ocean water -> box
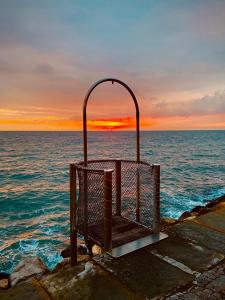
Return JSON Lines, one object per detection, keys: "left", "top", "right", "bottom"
{"left": 0, "top": 131, "right": 225, "bottom": 273}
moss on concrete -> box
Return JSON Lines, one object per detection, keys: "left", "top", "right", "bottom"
{"left": 0, "top": 281, "right": 42, "bottom": 300}
{"left": 95, "top": 250, "right": 193, "bottom": 299}
{"left": 41, "top": 262, "right": 134, "bottom": 300}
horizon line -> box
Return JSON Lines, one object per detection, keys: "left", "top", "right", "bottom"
{"left": 1, "top": 129, "right": 225, "bottom": 132}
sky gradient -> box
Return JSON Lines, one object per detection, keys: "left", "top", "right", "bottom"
{"left": 1, "top": 0, "right": 225, "bottom": 130}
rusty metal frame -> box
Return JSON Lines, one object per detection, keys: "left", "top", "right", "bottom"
{"left": 70, "top": 78, "right": 166, "bottom": 266}
{"left": 83, "top": 78, "right": 140, "bottom": 165}
{"left": 82, "top": 78, "right": 141, "bottom": 253}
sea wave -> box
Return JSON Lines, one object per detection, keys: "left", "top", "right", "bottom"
{"left": 0, "top": 130, "right": 225, "bottom": 273}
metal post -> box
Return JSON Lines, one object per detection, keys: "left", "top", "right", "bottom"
{"left": 116, "top": 160, "right": 121, "bottom": 216}
{"left": 84, "top": 169, "right": 88, "bottom": 236}
{"left": 70, "top": 164, "right": 77, "bottom": 266}
{"left": 83, "top": 111, "right": 87, "bottom": 166}
{"left": 104, "top": 170, "right": 113, "bottom": 251}
{"left": 152, "top": 164, "right": 160, "bottom": 233}
{"left": 136, "top": 111, "right": 140, "bottom": 163}
{"left": 136, "top": 168, "right": 140, "bottom": 222}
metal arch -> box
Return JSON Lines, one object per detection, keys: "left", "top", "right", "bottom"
{"left": 83, "top": 78, "right": 140, "bottom": 166}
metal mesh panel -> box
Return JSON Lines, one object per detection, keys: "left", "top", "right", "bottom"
{"left": 78, "top": 160, "right": 117, "bottom": 214}
{"left": 120, "top": 161, "right": 138, "bottom": 222}
{"left": 139, "top": 163, "right": 154, "bottom": 227}
{"left": 76, "top": 161, "right": 115, "bottom": 246}
{"left": 120, "top": 161, "right": 154, "bottom": 229}
{"left": 77, "top": 168, "right": 105, "bottom": 233}
{"left": 88, "top": 161, "right": 116, "bottom": 214}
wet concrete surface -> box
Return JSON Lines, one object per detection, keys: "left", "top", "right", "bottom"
{"left": 168, "top": 218, "right": 225, "bottom": 254}
{"left": 149, "top": 236, "right": 224, "bottom": 272}
{"left": 94, "top": 251, "right": 193, "bottom": 299}
{"left": 1, "top": 204, "right": 225, "bottom": 299}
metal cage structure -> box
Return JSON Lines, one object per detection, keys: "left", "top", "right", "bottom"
{"left": 70, "top": 78, "right": 167, "bottom": 265}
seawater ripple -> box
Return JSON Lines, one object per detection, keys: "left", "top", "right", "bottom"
{"left": 0, "top": 131, "right": 225, "bottom": 273}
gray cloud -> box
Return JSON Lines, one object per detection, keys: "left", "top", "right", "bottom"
{"left": 0, "top": 60, "right": 19, "bottom": 74}
{"left": 150, "top": 90, "right": 225, "bottom": 117}
{"left": 32, "top": 63, "right": 54, "bottom": 75}
{"left": 192, "top": 91, "right": 225, "bottom": 115}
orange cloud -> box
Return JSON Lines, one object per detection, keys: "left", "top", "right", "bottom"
{"left": 87, "top": 117, "right": 157, "bottom": 130}
{"left": 1, "top": 114, "right": 225, "bottom": 131}
{"left": 0, "top": 117, "right": 82, "bottom": 131}
{"left": 0, "top": 116, "right": 156, "bottom": 131}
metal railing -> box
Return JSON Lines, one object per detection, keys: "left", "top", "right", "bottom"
{"left": 70, "top": 159, "right": 160, "bottom": 264}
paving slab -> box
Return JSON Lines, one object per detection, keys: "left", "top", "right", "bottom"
{"left": 0, "top": 280, "right": 43, "bottom": 300}
{"left": 94, "top": 248, "right": 193, "bottom": 299}
{"left": 195, "top": 209, "right": 225, "bottom": 233}
{"left": 149, "top": 236, "right": 224, "bottom": 272}
{"left": 214, "top": 206, "right": 225, "bottom": 215}
{"left": 167, "top": 221, "right": 225, "bottom": 254}
{"left": 166, "top": 261, "right": 225, "bottom": 300}
{"left": 40, "top": 262, "right": 135, "bottom": 300}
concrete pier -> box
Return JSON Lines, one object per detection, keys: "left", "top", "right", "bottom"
{"left": 1, "top": 201, "right": 225, "bottom": 299}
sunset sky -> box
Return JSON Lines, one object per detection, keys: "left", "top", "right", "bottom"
{"left": 1, "top": 0, "right": 225, "bottom": 131}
